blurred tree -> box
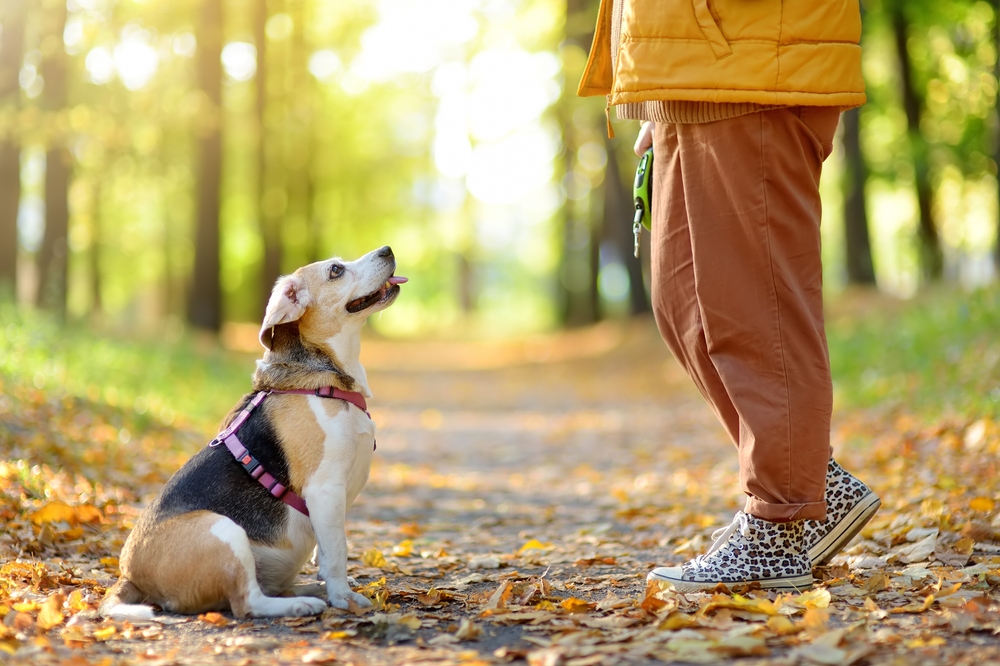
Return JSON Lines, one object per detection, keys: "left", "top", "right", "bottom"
{"left": 994, "top": 0, "right": 1000, "bottom": 276}
{"left": 841, "top": 106, "right": 877, "bottom": 285}
{"left": 286, "top": 0, "right": 318, "bottom": 269}
{"left": 189, "top": 0, "right": 224, "bottom": 331}
{"left": 255, "top": 0, "right": 282, "bottom": 309}
{"left": 253, "top": 0, "right": 281, "bottom": 314}
{"left": 0, "top": 0, "right": 26, "bottom": 298}
{"left": 890, "top": 2, "right": 944, "bottom": 282}
{"left": 559, "top": 0, "right": 600, "bottom": 326}
{"left": 36, "top": 0, "right": 71, "bottom": 317}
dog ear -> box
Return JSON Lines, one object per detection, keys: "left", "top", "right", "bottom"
{"left": 259, "top": 274, "right": 312, "bottom": 349}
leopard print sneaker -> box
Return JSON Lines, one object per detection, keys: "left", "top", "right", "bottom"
{"left": 804, "top": 458, "right": 881, "bottom": 566}
{"left": 646, "top": 512, "right": 813, "bottom": 592}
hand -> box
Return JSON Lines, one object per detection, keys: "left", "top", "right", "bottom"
{"left": 634, "top": 121, "right": 654, "bottom": 156}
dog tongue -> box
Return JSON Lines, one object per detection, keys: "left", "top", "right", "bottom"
{"left": 388, "top": 276, "right": 408, "bottom": 285}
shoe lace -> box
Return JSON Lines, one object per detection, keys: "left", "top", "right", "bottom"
{"left": 693, "top": 511, "right": 752, "bottom": 567}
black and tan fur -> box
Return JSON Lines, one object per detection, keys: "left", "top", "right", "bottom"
{"left": 99, "top": 246, "right": 404, "bottom": 619}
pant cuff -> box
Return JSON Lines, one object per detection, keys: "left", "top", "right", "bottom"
{"left": 744, "top": 496, "right": 826, "bottom": 522}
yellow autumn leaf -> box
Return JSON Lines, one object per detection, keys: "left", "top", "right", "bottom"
{"left": 36, "top": 594, "right": 64, "bottom": 631}
{"left": 794, "top": 587, "right": 832, "bottom": 609}
{"left": 362, "top": 548, "right": 387, "bottom": 569}
{"left": 890, "top": 594, "right": 936, "bottom": 614}
{"left": 74, "top": 505, "right": 104, "bottom": 524}
{"left": 658, "top": 612, "right": 699, "bottom": 631}
{"left": 67, "top": 590, "right": 89, "bottom": 612}
{"left": 560, "top": 597, "right": 594, "bottom": 613}
{"left": 391, "top": 540, "right": 414, "bottom": 557}
{"left": 863, "top": 572, "right": 890, "bottom": 593}
{"left": 92, "top": 625, "right": 117, "bottom": 641}
{"left": 766, "top": 615, "right": 801, "bottom": 636}
{"left": 359, "top": 577, "right": 387, "bottom": 594}
{"left": 12, "top": 602, "right": 39, "bottom": 613}
{"left": 702, "top": 594, "right": 777, "bottom": 616}
{"left": 802, "top": 607, "right": 829, "bottom": 630}
{"left": 970, "top": 497, "right": 995, "bottom": 513}
{"left": 322, "top": 630, "right": 357, "bottom": 640}
{"left": 952, "top": 537, "right": 975, "bottom": 555}
{"left": 517, "top": 539, "right": 553, "bottom": 554}
{"left": 28, "top": 502, "right": 77, "bottom": 525}
{"left": 99, "top": 557, "right": 119, "bottom": 571}
{"left": 396, "top": 613, "right": 421, "bottom": 630}
{"left": 905, "top": 636, "right": 946, "bottom": 648}
{"left": 28, "top": 501, "right": 102, "bottom": 526}
{"left": 399, "top": 523, "right": 423, "bottom": 538}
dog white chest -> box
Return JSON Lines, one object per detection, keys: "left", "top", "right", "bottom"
{"left": 305, "top": 395, "right": 375, "bottom": 506}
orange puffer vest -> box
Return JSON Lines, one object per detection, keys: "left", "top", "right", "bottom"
{"left": 578, "top": 0, "right": 866, "bottom": 108}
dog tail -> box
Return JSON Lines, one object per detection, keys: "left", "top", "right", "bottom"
{"left": 99, "top": 578, "right": 156, "bottom": 622}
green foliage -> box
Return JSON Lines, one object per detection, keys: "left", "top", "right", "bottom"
{"left": 0, "top": 302, "right": 252, "bottom": 433}
{"left": 828, "top": 286, "right": 1000, "bottom": 418}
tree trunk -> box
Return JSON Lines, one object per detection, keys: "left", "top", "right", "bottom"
{"left": 891, "top": 6, "right": 943, "bottom": 282}
{"left": 188, "top": 0, "right": 224, "bottom": 331}
{"left": 255, "top": 0, "right": 282, "bottom": 308}
{"left": 0, "top": 0, "right": 26, "bottom": 299}
{"left": 36, "top": 0, "right": 71, "bottom": 317}
{"left": 994, "top": 1, "right": 1000, "bottom": 278}
{"left": 90, "top": 182, "right": 103, "bottom": 316}
{"left": 602, "top": 136, "right": 650, "bottom": 314}
{"left": 558, "top": 0, "right": 600, "bottom": 327}
{"left": 841, "top": 107, "right": 876, "bottom": 285}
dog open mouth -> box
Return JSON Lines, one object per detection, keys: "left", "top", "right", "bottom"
{"left": 345, "top": 275, "right": 408, "bottom": 313}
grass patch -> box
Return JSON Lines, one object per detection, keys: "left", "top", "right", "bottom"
{"left": 827, "top": 286, "right": 1000, "bottom": 420}
{"left": 0, "top": 303, "right": 255, "bottom": 434}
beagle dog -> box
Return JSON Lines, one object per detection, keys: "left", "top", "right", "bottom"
{"left": 99, "top": 246, "right": 406, "bottom": 619}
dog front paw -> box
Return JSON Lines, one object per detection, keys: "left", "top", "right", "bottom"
{"left": 328, "top": 590, "right": 373, "bottom": 612}
{"left": 286, "top": 597, "right": 328, "bottom": 617}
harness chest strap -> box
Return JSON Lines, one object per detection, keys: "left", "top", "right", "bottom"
{"left": 209, "top": 387, "right": 372, "bottom": 517}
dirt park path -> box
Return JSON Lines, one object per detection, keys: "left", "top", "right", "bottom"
{"left": 9, "top": 317, "right": 1000, "bottom": 665}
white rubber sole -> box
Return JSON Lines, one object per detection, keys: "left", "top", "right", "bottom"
{"left": 646, "top": 568, "right": 813, "bottom": 593}
{"left": 808, "top": 492, "right": 881, "bottom": 566}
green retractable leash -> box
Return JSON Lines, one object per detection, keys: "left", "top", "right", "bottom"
{"left": 632, "top": 147, "right": 653, "bottom": 258}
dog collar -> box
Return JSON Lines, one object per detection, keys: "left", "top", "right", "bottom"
{"left": 271, "top": 386, "right": 370, "bottom": 418}
{"left": 208, "top": 387, "right": 373, "bottom": 517}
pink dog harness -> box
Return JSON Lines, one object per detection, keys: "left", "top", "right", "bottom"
{"left": 208, "top": 387, "right": 371, "bottom": 517}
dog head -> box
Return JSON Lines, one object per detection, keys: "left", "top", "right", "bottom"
{"left": 258, "top": 246, "right": 406, "bottom": 352}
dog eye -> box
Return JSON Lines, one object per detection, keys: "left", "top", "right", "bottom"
{"left": 328, "top": 264, "right": 345, "bottom": 280}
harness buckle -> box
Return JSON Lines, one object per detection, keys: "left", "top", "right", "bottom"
{"left": 240, "top": 454, "right": 261, "bottom": 475}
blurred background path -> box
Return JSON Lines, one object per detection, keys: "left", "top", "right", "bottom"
{"left": 351, "top": 317, "right": 742, "bottom": 571}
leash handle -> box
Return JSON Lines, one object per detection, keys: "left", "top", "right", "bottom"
{"left": 632, "top": 147, "right": 653, "bottom": 258}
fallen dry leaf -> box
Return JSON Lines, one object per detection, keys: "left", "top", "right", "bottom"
{"left": 36, "top": 593, "right": 64, "bottom": 631}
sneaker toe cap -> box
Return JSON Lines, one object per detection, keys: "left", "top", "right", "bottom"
{"left": 646, "top": 566, "right": 684, "bottom": 583}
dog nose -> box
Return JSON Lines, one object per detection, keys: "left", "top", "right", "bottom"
{"left": 377, "top": 246, "right": 393, "bottom": 259}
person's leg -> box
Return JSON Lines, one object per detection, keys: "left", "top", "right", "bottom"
{"left": 648, "top": 107, "right": 841, "bottom": 591}
{"left": 650, "top": 124, "right": 741, "bottom": 446}
{"left": 647, "top": 108, "right": 879, "bottom": 587}
{"left": 674, "top": 106, "right": 839, "bottom": 523}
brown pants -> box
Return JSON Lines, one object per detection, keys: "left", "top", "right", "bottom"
{"left": 650, "top": 107, "right": 841, "bottom": 522}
